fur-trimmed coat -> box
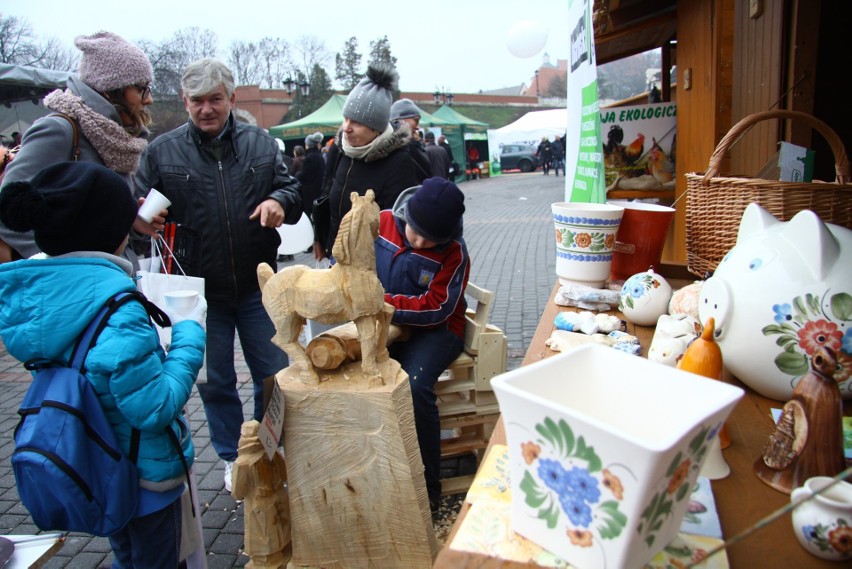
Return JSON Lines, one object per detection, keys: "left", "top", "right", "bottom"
{"left": 318, "top": 126, "right": 419, "bottom": 256}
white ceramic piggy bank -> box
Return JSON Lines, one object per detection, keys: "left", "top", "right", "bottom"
{"left": 699, "top": 204, "right": 852, "bottom": 401}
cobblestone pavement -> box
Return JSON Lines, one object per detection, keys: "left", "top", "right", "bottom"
{"left": 0, "top": 171, "right": 565, "bottom": 567}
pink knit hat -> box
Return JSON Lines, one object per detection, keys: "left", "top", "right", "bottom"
{"left": 75, "top": 31, "right": 153, "bottom": 93}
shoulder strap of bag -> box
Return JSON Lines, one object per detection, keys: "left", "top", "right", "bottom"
{"left": 49, "top": 113, "right": 80, "bottom": 162}
{"left": 65, "top": 291, "right": 149, "bottom": 462}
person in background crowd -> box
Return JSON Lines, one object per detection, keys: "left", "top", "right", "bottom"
{"left": 297, "top": 132, "right": 325, "bottom": 220}
{"left": 0, "top": 161, "right": 206, "bottom": 568}
{"left": 551, "top": 135, "right": 565, "bottom": 177}
{"left": 438, "top": 134, "right": 457, "bottom": 179}
{"left": 466, "top": 143, "right": 480, "bottom": 180}
{"left": 134, "top": 58, "right": 302, "bottom": 493}
{"left": 390, "top": 98, "right": 430, "bottom": 183}
{"left": 290, "top": 144, "right": 305, "bottom": 176}
{"left": 0, "top": 31, "right": 163, "bottom": 264}
{"left": 424, "top": 131, "right": 450, "bottom": 179}
{"left": 10, "top": 132, "right": 21, "bottom": 147}
{"left": 312, "top": 63, "right": 419, "bottom": 260}
{"left": 374, "top": 177, "right": 470, "bottom": 515}
{"left": 537, "top": 135, "right": 553, "bottom": 175}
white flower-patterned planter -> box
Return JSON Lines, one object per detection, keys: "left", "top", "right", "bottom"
{"left": 492, "top": 344, "right": 743, "bottom": 569}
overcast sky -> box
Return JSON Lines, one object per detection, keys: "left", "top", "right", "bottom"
{"left": 8, "top": 0, "right": 571, "bottom": 94}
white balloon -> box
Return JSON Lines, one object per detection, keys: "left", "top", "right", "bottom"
{"left": 506, "top": 20, "right": 548, "bottom": 59}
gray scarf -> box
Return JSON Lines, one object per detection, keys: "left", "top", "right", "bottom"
{"left": 44, "top": 89, "right": 148, "bottom": 174}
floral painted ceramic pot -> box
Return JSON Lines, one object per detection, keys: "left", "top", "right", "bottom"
{"left": 791, "top": 476, "right": 852, "bottom": 561}
{"left": 699, "top": 204, "right": 852, "bottom": 400}
{"left": 491, "top": 344, "right": 743, "bottom": 569}
{"left": 552, "top": 202, "right": 624, "bottom": 289}
{"left": 619, "top": 269, "right": 673, "bottom": 326}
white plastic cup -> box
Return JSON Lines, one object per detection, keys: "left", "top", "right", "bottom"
{"left": 163, "top": 290, "right": 199, "bottom": 316}
{"left": 138, "top": 188, "right": 172, "bottom": 223}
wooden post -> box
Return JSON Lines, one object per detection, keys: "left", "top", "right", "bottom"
{"left": 279, "top": 358, "right": 438, "bottom": 567}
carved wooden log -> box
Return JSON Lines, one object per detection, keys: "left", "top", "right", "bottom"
{"left": 306, "top": 320, "right": 405, "bottom": 370}
{"left": 232, "top": 420, "right": 291, "bottom": 568}
{"left": 280, "top": 359, "right": 438, "bottom": 567}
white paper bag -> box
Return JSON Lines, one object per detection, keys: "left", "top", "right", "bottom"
{"left": 137, "top": 239, "right": 207, "bottom": 381}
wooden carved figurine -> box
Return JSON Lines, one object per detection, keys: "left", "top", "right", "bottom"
{"left": 754, "top": 347, "right": 845, "bottom": 493}
{"left": 257, "top": 190, "right": 391, "bottom": 385}
{"left": 231, "top": 420, "right": 291, "bottom": 568}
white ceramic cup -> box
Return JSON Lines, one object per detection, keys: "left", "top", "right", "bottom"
{"left": 138, "top": 188, "right": 171, "bottom": 223}
{"left": 791, "top": 476, "right": 852, "bottom": 561}
{"left": 163, "top": 290, "right": 199, "bottom": 316}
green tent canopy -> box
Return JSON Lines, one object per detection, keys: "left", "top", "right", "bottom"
{"left": 432, "top": 106, "right": 490, "bottom": 180}
{"left": 268, "top": 94, "right": 347, "bottom": 140}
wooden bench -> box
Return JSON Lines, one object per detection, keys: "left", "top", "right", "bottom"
{"left": 436, "top": 282, "right": 507, "bottom": 495}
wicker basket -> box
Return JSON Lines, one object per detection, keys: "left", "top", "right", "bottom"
{"left": 685, "top": 110, "right": 852, "bottom": 277}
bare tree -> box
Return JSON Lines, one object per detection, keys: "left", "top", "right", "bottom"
{"left": 292, "top": 35, "right": 330, "bottom": 83}
{"left": 229, "top": 40, "right": 264, "bottom": 86}
{"left": 258, "top": 37, "right": 292, "bottom": 89}
{"left": 36, "top": 37, "right": 78, "bottom": 72}
{"left": 0, "top": 14, "right": 44, "bottom": 65}
{"left": 140, "top": 28, "right": 219, "bottom": 97}
{"left": 228, "top": 37, "right": 292, "bottom": 89}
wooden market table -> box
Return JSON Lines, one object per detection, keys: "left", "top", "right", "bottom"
{"left": 434, "top": 281, "right": 849, "bottom": 568}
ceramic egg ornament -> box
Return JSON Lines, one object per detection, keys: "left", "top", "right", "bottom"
{"left": 619, "top": 269, "right": 673, "bottom": 326}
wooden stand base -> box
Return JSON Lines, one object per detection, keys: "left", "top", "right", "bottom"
{"left": 280, "top": 359, "right": 438, "bottom": 568}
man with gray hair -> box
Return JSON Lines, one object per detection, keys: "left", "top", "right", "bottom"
{"left": 135, "top": 58, "right": 302, "bottom": 493}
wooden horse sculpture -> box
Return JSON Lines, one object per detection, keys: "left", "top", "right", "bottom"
{"left": 257, "top": 190, "right": 391, "bottom": 385}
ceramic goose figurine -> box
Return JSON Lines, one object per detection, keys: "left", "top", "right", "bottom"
{"left": 754, "top": 346, "right": 845, "bottom": 493}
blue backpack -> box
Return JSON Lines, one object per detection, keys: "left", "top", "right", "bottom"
{"left": 11, "top": 291, "right": 161, "bottom": 536}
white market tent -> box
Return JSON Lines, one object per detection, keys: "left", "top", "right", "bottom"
{"left": 486, "top": 108, "right": 568, "bottom": 159}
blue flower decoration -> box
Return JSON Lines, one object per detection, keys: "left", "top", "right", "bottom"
{"left": 843, "top": 328, "right": 852, "bottom": 354}
{"left": 538, "top": 458, "right": 568, "bottom": 493}
{"left": 748, "top": 258, "right": 763, "bottom": 270}
{"left": 630, "top": 284, "right": 645, "bottom": 298}
{"left": 772, "top": 303, "right": 793, "bottom": 324}
{"left": 802, "top": 524, "right": 817, "bottom": 541}
{"left": 560, "top": 495, "right": 593, "bottom": 527}
{"left": 566, "top": 466, "right": 601, "bottom": 503}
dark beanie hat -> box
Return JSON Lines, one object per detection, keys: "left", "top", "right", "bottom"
{"left": 342, "top": 62, "right": 398, "bottom": 132}
{"left": 405, "top": 177, "right": 465, "bottom": 244}
{"left": 0, "top": 161, "right": 138, "bottom": 256}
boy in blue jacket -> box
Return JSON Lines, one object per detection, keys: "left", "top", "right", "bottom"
{"left": 374, "top": 177, "right": 470, "bottom": 513}
{"left": 0, "top": 161, "right": 206, "bottom": 568}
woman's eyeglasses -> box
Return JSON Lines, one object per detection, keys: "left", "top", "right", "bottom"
{"left": 135, "top": 84, "right": 152, "bottom": 99}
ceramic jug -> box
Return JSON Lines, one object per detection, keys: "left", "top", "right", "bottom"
{"left": 790, "top": 476, "right": 852, "bottom": 561}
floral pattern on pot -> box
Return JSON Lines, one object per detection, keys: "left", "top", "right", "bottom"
{"left": 518, "top": 417, "right": 628, "bottom": 557}
{"left": 799, "top": 520, "right": 852, "bottom": 559}
{"left": 619, "top": 271, "right": 663, "bottom": 311}
{"left": 555, "top": 228, "right": 616, "bottom": 252}
{"left": 637, "top": 423, "right": 714, "bottom": 548}
{"left": 762, "top": 291, "right": 852, "bottom": 392}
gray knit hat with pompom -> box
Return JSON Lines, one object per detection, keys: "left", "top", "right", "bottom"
{"left": 75, "top": 31, "right": 153, "bottom": 93}
{"left": 342, "top": 62, "right": 399, "bottom": 132}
